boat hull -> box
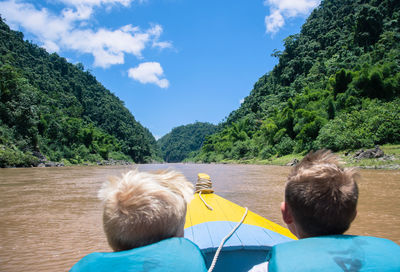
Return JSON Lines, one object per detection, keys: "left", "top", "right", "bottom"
{"left": 184, "top": 193, "right": 296, "bottom": 271}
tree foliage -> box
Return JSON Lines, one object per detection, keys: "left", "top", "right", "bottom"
{"left": 195, "top": 0, "right": 400, "bottom": 162}
{"left": 157, "top": 122, "right": 217, "bottom": 162}
{"left": 0, "top": 17, "right": 160, "bottom": 166}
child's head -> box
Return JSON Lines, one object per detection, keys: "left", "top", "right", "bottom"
{"left": 282, "top": 150, "right": 359, "bottom": 238}
{"left": 98, "top": 169, "right": 194, "bottom": 251}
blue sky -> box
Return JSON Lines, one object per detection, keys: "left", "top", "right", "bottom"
{"left": 0, "top": 0, "right": 320, "bottom": 139}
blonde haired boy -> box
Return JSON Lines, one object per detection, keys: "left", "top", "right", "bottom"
{"left": 70, "top": 169, "right": 207, "bottom": 272}
{"left": 251, "top": 150, "right": 400, "bottom": 272}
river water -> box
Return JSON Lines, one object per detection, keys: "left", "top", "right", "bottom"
{"left": 0, "top": 164, "right": 399, "bottom": 271}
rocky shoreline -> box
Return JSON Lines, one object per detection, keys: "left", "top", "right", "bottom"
{"left": 348, "top": 146, "right": 400, "bottom": 170}
{"left": 212, "top": 146, "right": 400, "bottom": 170}
{"left": 285, "top": 146, "right": 400, "bottom": 170}
{"left": 36, "top": 159, "right": 133, "bottom": 168}
{"left": 26, "top": 151, "right": 132, "bottom": 168}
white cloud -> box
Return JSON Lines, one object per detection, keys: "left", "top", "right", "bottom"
{"left": 152, "top": 40, "right": 172, "bottom": 49}
{"left": 43, "top": 40, "right": 61, "bottom": 52}
{"left": 239, "top": 98, "right": 244, "bottom": 104}
{"left": 148, "top": 24, "right": 172, "bottom": 49}
{"left": 61, "top": 26, "right": 162, "bottom": 67}
{"left": 61, "top": 5, "right": 93, "bottom": 21}
{"left": 0, "top": 1, "right": 72, "bottom": 41}
{"left": 265, "top": 9, "right": 284, "bottom": 34}
{"left": 59, "top": 0, "right": 133, "bottom": 6}
{"left": 128, "top": 62, "right": 169, "bottom": 88}
{"left": 264, "top": 0, "right": 320, "bottom": 34}
{"left": 59, "top": 0, "right": 134, "bottom": 20}
{"left": 0, "top": 0, "right": 171, "bottom": 68}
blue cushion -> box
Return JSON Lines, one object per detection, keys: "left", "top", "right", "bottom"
{"left": 70, "top": 237, "right": 207, "bottom": 272}
{"left": 268, "top": 235, "right": 400, "bottom": 272}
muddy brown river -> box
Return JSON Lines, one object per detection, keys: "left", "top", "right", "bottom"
{"left": 0, "top": 164, "right": 399, "bottom": 271}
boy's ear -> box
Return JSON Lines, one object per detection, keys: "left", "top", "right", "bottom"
{"left": 281, "top": 202, "right": 294, "bottom": 225}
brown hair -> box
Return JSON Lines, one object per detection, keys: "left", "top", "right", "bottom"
{"left": 285, "top": 150, "right": 359, "bottom": 237}
{"left": 98, "top": 169, "right": 193, "bottom": 251}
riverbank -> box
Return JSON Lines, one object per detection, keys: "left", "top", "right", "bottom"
{"left": 2, "top": 145, "right": 400, "bottom": 169}
{"left": 206, "top": 145, "right": 400, "bottom": 170}
{"left": 36, "top": 159, "right": 133, "bottom": 168}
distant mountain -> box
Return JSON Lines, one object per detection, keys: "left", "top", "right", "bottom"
{"left": 0, "top": 17, "right": 161, "bottom": 167}
{"left": 195, "top": 0, "right": 400, "bottom": 162}
{"left": 157, "top": 122, "right": 217, "bottom": 162}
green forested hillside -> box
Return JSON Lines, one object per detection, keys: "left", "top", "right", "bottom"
{"left": 0, "top": 17, "right": 160, "bottom": 167}
{"left": 194, "top": 0, "right": 400, "bottom": 162}
{"left": 157, "top": 122, "right": 217, "bottom": 162}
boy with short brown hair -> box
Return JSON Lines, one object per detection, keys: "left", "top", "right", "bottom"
{"left": 282, "top": 149, "right": 358, "bottom": 238}
{"left": 251, "top": 150, "right": 400, "bottom": 272}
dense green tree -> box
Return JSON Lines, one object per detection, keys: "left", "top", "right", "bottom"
{"left": 157, "top": 122, "right": 217, "bottom": 162}
{"left": 354, "top": 4, "right": 383, "bottom": 47}
{"left": 0, "top": 17, "right": 160, "bottom": 166}
{"left": 195, "top": 0, "right": 400, "bottom": 162}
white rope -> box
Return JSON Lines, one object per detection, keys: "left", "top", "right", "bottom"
{"left": 195, "top": 177, "right": 213, "bottom": 192}
{"left": 194, "top": 174, "right": 248, "bottom": 271}
{"left": 196, "top": 176, "right": 214, "bottom": 210}
{"left": 207, "top": 207, "right": 248, "bottom": 272}
{"left": 199, "top": 191, "right": 213, "bottom": 210}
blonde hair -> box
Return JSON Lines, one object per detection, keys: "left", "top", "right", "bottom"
{"left": 286, "top": 150, "right": 359, "bottom": 237}
{"left": 98, "top": 169, "right": 194, "bottom": 251}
